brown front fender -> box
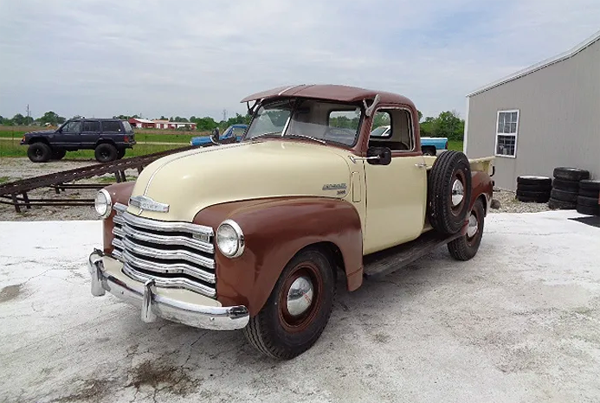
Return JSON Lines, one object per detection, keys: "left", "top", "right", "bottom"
{"left": 194, "top": 197, "right": 363, "bottom": 316}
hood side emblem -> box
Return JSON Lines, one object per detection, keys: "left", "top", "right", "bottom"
{"left": 129, "top": 195, "right": 169, "bottom": 213}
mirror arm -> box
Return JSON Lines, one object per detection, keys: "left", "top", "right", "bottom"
{"left": 347, "top": 155, "right": 380, "bottom": 164}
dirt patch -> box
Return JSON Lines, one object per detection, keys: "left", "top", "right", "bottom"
{"left": 52, "top": 379, "right": 111, "bottom": 403}
{"left": 0, "top": 284, "right": 23, "bottom": 303}
{"left": 127, "top": 361, "right": 199, "bottom": 397}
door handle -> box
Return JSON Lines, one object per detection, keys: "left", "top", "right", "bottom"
{"left": 415, "top": 163, "right": 427, "bottom": 168}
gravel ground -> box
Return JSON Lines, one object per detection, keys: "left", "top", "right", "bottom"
{"left": 1, "top": 211, "right": 599, "bottom": 402}
{"left": 0, "top": 158, "right": 139, "bottom": 221}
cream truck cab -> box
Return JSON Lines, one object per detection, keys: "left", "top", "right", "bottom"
{"left": 88, "top": 85, "right": 495, "bottom": 359}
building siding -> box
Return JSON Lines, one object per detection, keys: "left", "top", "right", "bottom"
{"left": 466, "top": 39, "right": 600, "bottom": 190}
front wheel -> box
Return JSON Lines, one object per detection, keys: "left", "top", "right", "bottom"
{"left": 243, "top": 248, "right": 336, "bottom": 360}
{"left": 27, "top": 142, "right": 52, "bottom": 163}
{"left": 447, "top": 198, "right": 485, "bottom": 261}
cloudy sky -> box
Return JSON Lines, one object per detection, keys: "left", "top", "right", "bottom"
{"left": 0, "top": 0, "right": 599, "bottom": 121}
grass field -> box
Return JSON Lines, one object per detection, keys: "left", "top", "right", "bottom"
{"left": 0, "top": 139, "right": 187, "bottom": 159}
{"left": 448, "top": 140, "right": 463, "bottom": 151}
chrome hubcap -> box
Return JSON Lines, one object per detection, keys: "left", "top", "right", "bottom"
{"left": 451, "top": 179, "right": 464, "bottom": 206}
{"left": 467, "top": 212, "right": 478, "bottom": 238}
{"left": 286, "top": 276, "right": 314, "bottom": 316}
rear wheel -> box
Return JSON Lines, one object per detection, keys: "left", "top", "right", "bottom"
{"left": 27, "top": 142, "right": 52, "bottom": 163}
{"left": 94, "top": 143, "right": 118, "bottom": 163}
{"left": 243, "top": 248, "right": 335, "bottom": 360}
{"left": 447, "top": 198, "right": 485, "bottom": 261}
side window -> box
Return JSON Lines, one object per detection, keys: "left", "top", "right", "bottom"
{"left": 62, "top": 121, "right": 82, "bottom": 133}
{"left": 122, "top": 121, "right": 134, "bottom": 133}
{"left": 82, "top": 121, "right": 100, "bottom": 132}
{"left": 369, "top": 109, "right": 414, "bottom": 151}
{"left": 326, "top": 109, "right": 361, "bottom": 146}
{"left": 101, "top": 121, "right": 123, "bottom": 133}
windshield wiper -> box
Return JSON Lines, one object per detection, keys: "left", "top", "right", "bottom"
{"left": 286, "top": 133, "right": 326, "bottom": 145}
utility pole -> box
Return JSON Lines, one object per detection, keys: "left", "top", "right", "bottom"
{"left": 26, "top": 104, "right": 31, "bottom": 118}
{"left": 223, "top": 109, "right": 227, "bottom": 122}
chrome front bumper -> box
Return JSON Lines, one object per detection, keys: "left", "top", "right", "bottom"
{"left": 88, "top": 250, "right": 249, "bottom": 331}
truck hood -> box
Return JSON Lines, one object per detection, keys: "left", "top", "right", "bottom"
{"left": 127, "top": 140, "right": 353, "bottom": 222}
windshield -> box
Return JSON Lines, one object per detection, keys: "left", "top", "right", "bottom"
{"left": 244, "top": 98, "right": 362, "bottom": 147}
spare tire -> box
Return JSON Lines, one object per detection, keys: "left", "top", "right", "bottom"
{"left": 576, "top": 204, "right": 599, "bottom": 216}
{"left": 516, "top": 190, "right": 550, "bottom": 203}
{"left": 579, "top": 188, "right": 600, "bottom": 198}
{"left": 517, "top": 176, "right": 552, "bottom": 187}
{"left": 517, "top": 183, "right": 551, "bottom": 192}
{"left": 553, "top": 167, "right": 590, "bottom": 181}
{"left": 427, "top": 151, "right": 472, "bottom": 235}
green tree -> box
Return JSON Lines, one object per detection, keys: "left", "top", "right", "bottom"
{"left": 39, "top": 111, "right": 62, "bottom": 126}
{"left": 12, "top": 113, "right": 26, "bottom": 125}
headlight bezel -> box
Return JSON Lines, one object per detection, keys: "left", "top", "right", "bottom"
{"left": 216, "top": 219, "right": 245, "bottom": 258}
{"left": 94, "top": 189, "right": 113, "bottom": 219}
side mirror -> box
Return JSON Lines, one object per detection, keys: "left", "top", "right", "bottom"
{"left": 366, "top": 146, "right": 391, "bottom": 165}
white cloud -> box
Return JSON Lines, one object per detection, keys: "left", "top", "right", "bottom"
{"left": 0, "top": 0, "right": 598, "bottom": 120}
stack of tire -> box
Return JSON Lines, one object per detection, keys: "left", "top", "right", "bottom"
{"left": 548, "top": 167, "right": 590, "bottom": 210}
{"left": 577, "top": 180, "right": 600, "bottom": 216}
{"left": 516, "top": 176, "right": 552, "bottom": 203}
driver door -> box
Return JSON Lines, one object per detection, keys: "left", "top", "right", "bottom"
{"left": 363, "top": 108, "right": 427, "bottom": 255}
{"left": 57, "top": 120, "right": 82, "bottom": 148}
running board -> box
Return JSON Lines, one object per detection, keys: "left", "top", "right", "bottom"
{"left": 363, "top": 230, "right": 462, "bottom": 279}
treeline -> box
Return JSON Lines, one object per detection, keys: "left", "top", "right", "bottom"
{"left": 0, "top": 111, "right": 66, "bottom": 126}
{"left": 2, "top": 109, "right": 465, "bottom": 141}
{"left": 114, "top": 113, "right": 251, "bottom": 131}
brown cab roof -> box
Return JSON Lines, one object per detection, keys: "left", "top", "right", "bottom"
{"left": 240, "top": 84, "right": 415, "bottom": 108}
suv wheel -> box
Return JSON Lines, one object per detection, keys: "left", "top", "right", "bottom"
{"left": 27, "top": 143, "right": 52, "bottom": 163}
{"left": 51, "top": 149, "right": 67, "bottom": 160}
{"left": 94, "top": 143, "right": 118, "bottom": 163}
{"left": 116, "top": 148, "right": 126, "bottom": 159}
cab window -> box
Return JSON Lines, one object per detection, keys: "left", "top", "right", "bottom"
{"left": 369, "top": 109, "right": 414, "bottom": 151}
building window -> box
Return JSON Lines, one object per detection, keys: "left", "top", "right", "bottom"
{"left": 495, "top": 110, "right": 519, "bottom": 157}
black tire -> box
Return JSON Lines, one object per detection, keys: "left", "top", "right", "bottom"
{"left": 447, "top": 198, "right": 485, "bottom": 261}
{"left": 576, "top": 203, "right": 599, "bottom": 216}
{"left": 422, "top": 146, "right": 436, "bottom": 156}
{"left": 243, "top": 248, "right": 335, "bottom": 360}
{"left": 516, "top": 190, "right": 550, "bottom": 203}
{"left": 548, "top": 198, "right": 576, "bottom": 210}
{"left": 577, "top": 196, "right": 599, "bottom": 207}
{"left": 553, "top": 167, "right": 590, "bottom": 181}
{"left": 517, "top": 176, "right": 552, "bottom": 187}
{"left": 51, "top": 149, "right": 66, "bottom": 160}
{"left": 580, "top": 180, "right": 600, "bottom": 192}
{"left": 550, "top": 188, "right": 578, "bottom": 203}
{"left": 116, "top": 148, "right": 126, "bottom": 159}
{"left": 94, "top": 143, "right": 118, "bottom": 163}
{"left": 27, "top": 142, "right": 52, "bottom": 163}
{"left": 427, "top": 151, "right": 472, "bottom": 235}
{"left": 580, "top": 189, "right": 600, "bottom": 198}
{"left": 552, "top": 178, "right": 580, "bottom": 192}
{"left": 517, "top": 183, "right": 551, "bottom": 192}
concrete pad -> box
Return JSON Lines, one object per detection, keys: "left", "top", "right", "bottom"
{"left": 1, "top": 211, "right": 599, "bottom": 402}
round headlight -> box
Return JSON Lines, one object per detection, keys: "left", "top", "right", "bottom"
{"left": 94, "top": 189, "right": 112, "bottom": 218}
{"left": 216, "top": 219, "right": 245, "bottom": 258}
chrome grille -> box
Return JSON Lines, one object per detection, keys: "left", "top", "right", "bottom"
{"left": 111, "top": 203, "right": 216, "bottom": 298}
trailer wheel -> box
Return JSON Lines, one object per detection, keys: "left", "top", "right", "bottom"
{"left": 427, "top": 150, "right": 472, "bottom": 235}
{"left": 27, "top": 142, "right": 52, "bottom": 163}
{"left": 447, "top": 198, "right": 485, "bottom": 261}
{"left": 243, "top": 247, "right": 335, "bottom": 360}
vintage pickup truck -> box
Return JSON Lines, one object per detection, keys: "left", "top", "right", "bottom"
{"left": 88, "top": 85, "right": 495, "bottom": 360}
